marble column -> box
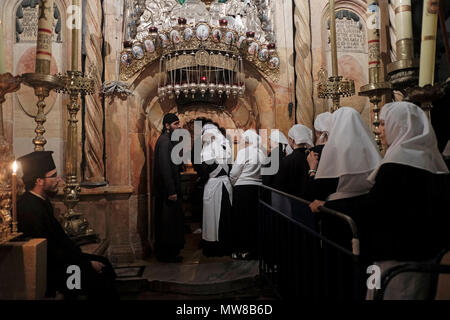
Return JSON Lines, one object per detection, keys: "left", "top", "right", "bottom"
{"left": 103, "top": 0, "right": 135, "bottom": 263}
{"left": 83, "top": 0, "right": 106, "bottom": 185}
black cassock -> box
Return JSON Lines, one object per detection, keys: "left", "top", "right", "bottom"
{"left": 325, "top": 163, "right": 450, "bottom": 263}
{"left": 273, "top": 147, "right": 309, "bottom": 198}
{"left": 17, "top": 192, "right": 117, "bottom": 299}
{"left": 153, "top": 132, "right": 185, "bottom": 260}
{"left": 262, "top": 144, "right": 287, "bottom": 188}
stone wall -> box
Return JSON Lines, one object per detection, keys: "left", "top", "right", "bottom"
{"left": 300, "top": 0, "right": 373, "bottom": 128}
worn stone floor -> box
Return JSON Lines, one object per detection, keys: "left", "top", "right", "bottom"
{"left": 114, "top": 223, "right": 274, "bottom": 300}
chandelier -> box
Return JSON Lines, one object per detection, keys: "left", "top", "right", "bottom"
{"left": 119, "top": 0, "right": 280, "bottom": 103}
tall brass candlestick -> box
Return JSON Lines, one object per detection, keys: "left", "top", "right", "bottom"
{"left": 419, "top": 0, "right": 439, "bottom": 87}
{"left": 330, "top": 0, "right": 338, "bottom": 77}
{"left": 360, "top": 1, "right": 392, "bottom": 151}
{"left": 57, "top": 0, "right": 97, "bottom": 241}
{"left": 22, "top": 0, "right": 63, "bottom": 151}
{"left": 36, "top": 0, "right": 55, "bottom": 74}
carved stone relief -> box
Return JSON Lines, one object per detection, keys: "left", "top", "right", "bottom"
{"left": 15, "top": 0, "right": 62, "bottom": 43}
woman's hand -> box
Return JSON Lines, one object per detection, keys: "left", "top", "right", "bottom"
{"left": 91, "top": 261, "right": 105, "bottom": 274}
{"left": 307, "top": 151, "right": 319, "bottom": 170}
{"left": 309, "top": 200, "right": 325, "bottom": 213}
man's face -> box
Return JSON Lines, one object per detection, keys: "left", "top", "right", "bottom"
{"left": 166, "top": 120, "right": 181, "bottom": 133}
{"left": 41, "top": 169, "right": 61, "bottom": 195}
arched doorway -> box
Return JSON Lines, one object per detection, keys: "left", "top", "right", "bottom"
{"left": 129, "top": 59, "right": 277, "bottom": 252}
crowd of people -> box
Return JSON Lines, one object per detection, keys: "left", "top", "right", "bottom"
{"left": 14, "top": 101, "right": 449, "bottom": 299}
{"left": 154, "top": 102, "right": 449, "bottom": 298}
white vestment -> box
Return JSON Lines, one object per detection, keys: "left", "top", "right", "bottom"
{"left": 202, "top": 163, "right": 233, "bottom": 242}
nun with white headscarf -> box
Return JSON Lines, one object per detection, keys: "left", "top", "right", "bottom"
{"left": 272, "top": 124, "right": 313, "bottom": 198}
{"left": 312, "top": 102, "right": 450, "bottom": 299}
{"left": 200, "top": 123, "right": 233, "bottom": 257}
{"left": 262, "top": 129, "right": 289, "bottom": 188}
{"left": 229, "top": 129, "right": 267, "bottom": 259}
{"left": 309, "top": 107, "right": 381, "bottom": 202}
{"left": 306, "top": 112, "right": 333, "bottom": 185}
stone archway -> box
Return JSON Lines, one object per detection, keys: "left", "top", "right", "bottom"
{"left": 128, "top": 58, "right": 278, "bottom": 248}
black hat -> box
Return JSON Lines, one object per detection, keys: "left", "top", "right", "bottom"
{"left": 18, "top": 151, "right": 56, "bottom": 180}
{"left": 163, "top": 113, "right": 179, "bottom": 126}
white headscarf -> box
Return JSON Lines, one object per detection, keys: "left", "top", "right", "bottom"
{"left": 316, "top": 107, "right": 382, "bottom": 200}
{"left": 288, "top": 124, "right": 313, "bottom": 147}
{"left": 237, "top": 129, "right": 267, "bottom": 165}
{"left": 242, "top": 129, "right": 262, "bottom": 147}
{"left": 201, "top": 123, "right": 232, "bottom": 164}
{"left": 269, "top": 129, "right": 289, "bottom": 153}
{"left": 286, "top": 145, "right": 293, "bottom": 155}
{"left": 314, "top": 112, "right": 332, "bottom": 145}
{"left": 368, "top": 102, "right": 449, "bottom": 182}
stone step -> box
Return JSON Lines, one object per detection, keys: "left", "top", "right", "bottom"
{"left": 115, "top": 260, "right": 265, "bottom": 299}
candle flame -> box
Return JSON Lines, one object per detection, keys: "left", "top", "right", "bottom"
{"left": 13, "top": 161, "right": 18, "bottom": 173}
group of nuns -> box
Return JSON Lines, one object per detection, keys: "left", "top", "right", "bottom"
{"left": 199, "top": 122, "right": 267, "bottom": 259}
{"left": 197, "top": 102, "right": 449, "bottom": 298}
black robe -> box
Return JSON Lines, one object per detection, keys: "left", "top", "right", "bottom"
{"left": 273, "top": 147, "right": 309, "bottom": 198}
{"left": 262, "top": 145, "right": 287, "bottom": 188}
{"left": 325, "top": 163, "right": 450, "bottom": 263}
{"left": 153, "top": 131, "right": 185, "bottom": 260}
{"left": 198, "top": 163, "right": 232, "bottom": 257}
{"left": 17, "top": 192, "right": 117, "bottom": 299}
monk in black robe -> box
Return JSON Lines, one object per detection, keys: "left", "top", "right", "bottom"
{"left": 153, "top": 113, "right": 185, "bottom": 262}
{"left": 17, "top": 151, "right": 117, "bottom": 299}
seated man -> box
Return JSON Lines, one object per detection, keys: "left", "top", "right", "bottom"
{"left": 17, "top": 151, "right": 118, "bottom": 299}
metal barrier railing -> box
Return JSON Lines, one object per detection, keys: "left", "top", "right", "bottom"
{"left": 374, "top": 248, "right": 450, "bottom": 300}
{"left": 258, "top": 184, "right": 363, "bottom": 300}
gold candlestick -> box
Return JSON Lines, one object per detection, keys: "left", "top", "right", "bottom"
{"left": 56, "top": 0, "right": 97, "bottom": 241}
{"left": 318, "top": 0, "right": 355, "bottom": 112}
{"left": 22, "top": 0, "right": 63, "bottom": 151}
{"left": 360, "top": 0, "right": 392, "bottom": 150}
{"left": 419, "top": 0, "right": 439, "bottom": 87}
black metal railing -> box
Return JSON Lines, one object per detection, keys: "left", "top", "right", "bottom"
{"left": 258, "top": 185, "right": 363, "bottom": 300}
{"left": 374, "top": 248, "right": 450, "bottom": 300}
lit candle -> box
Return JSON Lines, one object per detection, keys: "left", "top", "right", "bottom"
{"left": 71, "top": 0, "right": 80, "bottom": 71}
{"left": 394, "top": 0, "right": 414, "bottom": 61}
{"left": 0, "top": 19, "right": 5, "bottom": 74}
{"left": 12, "top": 161, "right": 17, "bottom": 233}
{"left": 36, "top": 0, "right": 55, "bottom": 74}
{"left": 419, "top": 0, "right": 440, "bottom": 87}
